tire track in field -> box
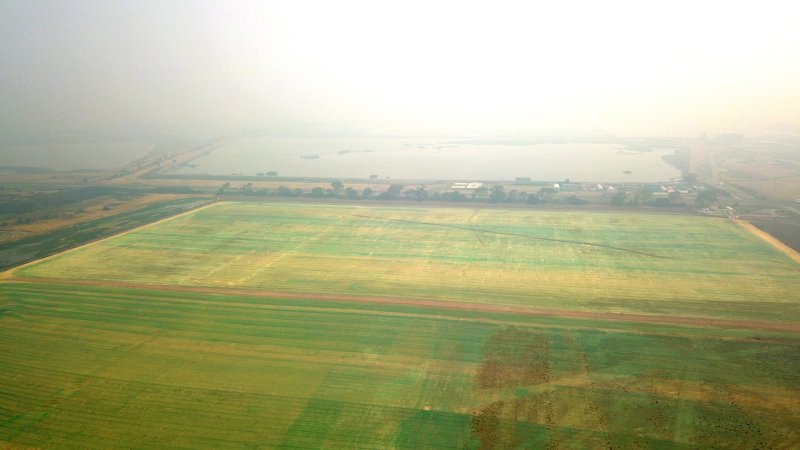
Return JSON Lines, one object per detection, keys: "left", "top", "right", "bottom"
{"left": 8, "top": 277, "right": 800, "bottom": 333}
{"left": 351, "top": 214, "right": 674, "bottom": 260}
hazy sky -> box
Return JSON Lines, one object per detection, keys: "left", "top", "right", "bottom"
{"left": 1, "top": 0, "right": 799, "bottom": 138}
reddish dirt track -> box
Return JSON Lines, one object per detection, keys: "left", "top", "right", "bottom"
{"left": 9, "top": 276, "right": 800, "bottom": 334}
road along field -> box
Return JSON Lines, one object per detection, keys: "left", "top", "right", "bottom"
{"left": 2, "top": 202, "right": 799, "bottom": 448}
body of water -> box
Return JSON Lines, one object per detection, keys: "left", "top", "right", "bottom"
{"left": 169, "top": 136, "right": 682, "bottom": 182}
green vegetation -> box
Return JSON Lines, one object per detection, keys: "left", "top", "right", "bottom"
{"left": 2, "top": 202, "right": 799, "bottom": 448}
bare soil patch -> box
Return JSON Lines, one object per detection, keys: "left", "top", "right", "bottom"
{"left": 749, "top": 220, "right": 800, "bottom": 255}
{"left": 477, "top": 329, "right": 551, "bottom": 389}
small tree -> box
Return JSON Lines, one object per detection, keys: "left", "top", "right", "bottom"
{"left": 537, "top": 187, "right": 556, "bottom": 203}
{"left": 310, "top": 187, "right": 325, "bottom": 198}
{"left": 345, "top": 187, "right": 358, "bottom": 199}
{"left": 385, "top": 184, "right": 404, "bottom": 200}
{"left": 489, "top": 185, "right": 506, "bottom": 203}
{"left": 413, "top": 185, "right": 429, "bottom": 201}
{"left": 695, "top": 189, "right": 717, "bottom": 207}
{"left": 363, "top": 187, "right": 374, "bottom": 198}
{"left": 611, "top": 191, "right": 627, "bottom": 206}
{"left": 473, "top": 186, "right": 489, "bottom": 200}
{"left": 331, "top": 180, "right": 344, "bottom": 193}
{"left": 654, "top": 197, "right": 671, "bottom": 207}
{"left": 442, "top": 191, "right": 466, "bottom": 202}
{"left": 633, "top": 187, "right": 652, "bottom": 205}
{"left": 566, "top": 195, "right": 588, "bottom": 205}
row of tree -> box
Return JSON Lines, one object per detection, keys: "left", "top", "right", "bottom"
{"left": 218, "top": 180, "right": 722, "bottom": 208}
{"left": 219, "top": 181, "right": 568, "bottom": 204}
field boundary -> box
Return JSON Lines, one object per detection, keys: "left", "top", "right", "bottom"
{"left": 0, "top": 201, "right": 219, "bottom": 279}
{"left": 8, "top": 277, "right": 800, "bottom": 333}
{"left": 734, "top": 219, "right": 800, "bottom": 265}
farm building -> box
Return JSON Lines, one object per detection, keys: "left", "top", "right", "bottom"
{"left": 450, "top": 182, "right": 483, "bottom": 189}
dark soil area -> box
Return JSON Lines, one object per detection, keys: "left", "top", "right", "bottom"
{"left": 752, "top": 220, "right": 800, "bottom": 253}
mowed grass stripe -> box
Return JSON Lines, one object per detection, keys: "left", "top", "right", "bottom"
{"left": 2, "top": 401, "right": 301, "bottom": 450}
{"left": 6, "top": 293, "right": 489, "bottom": 363}
{"left": 11, "top": 276, "right": 800, "bottom": 333}
{"left": 7, "top": 280, "right": 800, "bottom": 351}
{"left": 0, "top": 362, "right": 314, "bottom": 448}
{"left": 0, "top": 359, "right": 313, "bottom": 416}
{"left": 5, "top": 281, "right": 799, "bottom": 342}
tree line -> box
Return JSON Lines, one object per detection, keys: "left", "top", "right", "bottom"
{"left": 219, "top": 181, "right": 577, "bottom": 205}
{"left": 216, "top": 179, "right": 721, "bottom": 209}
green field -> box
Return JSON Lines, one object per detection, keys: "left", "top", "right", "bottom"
{"left": 2, "top": 202, "right": 799, "bottom": 448}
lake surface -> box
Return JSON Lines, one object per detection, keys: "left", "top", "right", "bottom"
{"left": 0, "top": 141, "right": 154, "bottom": 171}
{"left": 169, "top": 136, "right": 682, "bottom": 182}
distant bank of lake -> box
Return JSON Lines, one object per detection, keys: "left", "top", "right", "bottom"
{"left": 169, "top": 136, "right": 682, "bottom": 182}
{"left": 0, "top": 141, "right": 154, "bottom": 171}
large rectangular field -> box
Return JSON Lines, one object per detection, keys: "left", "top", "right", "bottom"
{"left": 2, "top": 202, "right": 799, "bottom": 448}
{"left": 13, "top": 202, "right": 800, "bottom": 322}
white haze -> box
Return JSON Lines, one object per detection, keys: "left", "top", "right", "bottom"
{"left": 1, "top": 0, "right": 799, "bottom": 139}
